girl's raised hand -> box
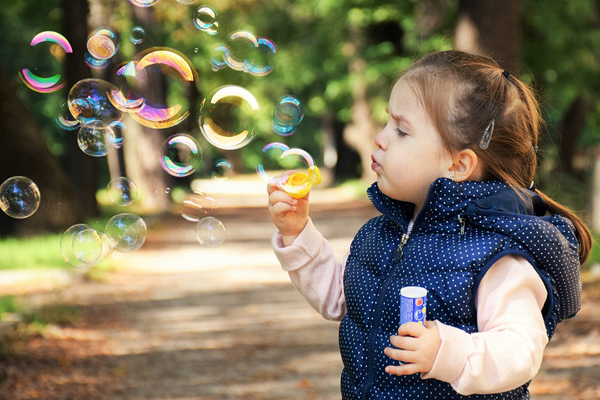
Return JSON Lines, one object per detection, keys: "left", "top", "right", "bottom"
{"left": 267, "top": 173, "right": 310, "bottom": 246}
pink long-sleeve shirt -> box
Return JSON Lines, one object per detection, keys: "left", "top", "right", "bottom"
{"left": 272, "top": 218, "right": 549, "bottom": 396}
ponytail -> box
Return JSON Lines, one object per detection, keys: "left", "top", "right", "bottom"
{"left": 534, "top": 189, "right": 592, "bottom": 264}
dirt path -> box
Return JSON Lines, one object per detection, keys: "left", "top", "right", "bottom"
{"left": 1, "top": 201, "right": 599, "bottom": 400}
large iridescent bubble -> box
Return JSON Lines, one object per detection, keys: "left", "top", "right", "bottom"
{"left": 199, "top": 85, "right": 259, "bottom": 150}
{"left": 0, "top": 176, "right": 41, "bottom": 219}
{"left": 68, "top": 78, "right": 123, "bottom": 125}
{"left": 19, "top": 31, "right": 72, "bottom": 93}
{"left": 109, "top": 48, "right": 198, "bottom": 130}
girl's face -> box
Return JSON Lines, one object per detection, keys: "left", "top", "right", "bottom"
{"left": 371, "top": 79, "right": 454, "bottom": 215}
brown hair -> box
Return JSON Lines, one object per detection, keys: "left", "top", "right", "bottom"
{"left": 401, "top": 50, "right": 591, "bottom": 264}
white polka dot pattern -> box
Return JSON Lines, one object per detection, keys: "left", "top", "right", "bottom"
{"left": 339, "top": 178, "right": 581, "bottom": 399}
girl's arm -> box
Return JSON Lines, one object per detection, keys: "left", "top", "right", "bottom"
{"left": 272, "top": 217, "right": 347, "bottom": 321}
{"left": 421, "top": 254, "right": 549, "bottom": 395}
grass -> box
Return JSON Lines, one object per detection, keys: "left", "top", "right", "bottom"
{"left": 0, "top": 234, "right": 66, "bottom": 270}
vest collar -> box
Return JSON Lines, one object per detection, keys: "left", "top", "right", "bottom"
{"left": 367, "top": 177, "right": 546, "bottom": 232}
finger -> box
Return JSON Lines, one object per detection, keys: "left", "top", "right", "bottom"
{"left": 266, "top": 171, "right": 298, "bottom": 195}
{"left": 389, "top": 335, "right": 418, "bottom": 351}
{"left": 269, "top": 190, "right": 297, "bottom": 207}
{"left": 270, "top": 201, "right": 297, "bottom": 217}
{"left": 397, "top": 322, "right": 426, "bottom": 338}
{"left": 384, "top": 346, "right": 416, "bottom": 364}
{"left": 385, "top": 363, "right": 421, "bottom": 376}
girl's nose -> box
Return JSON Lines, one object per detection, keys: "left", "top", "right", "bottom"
{"left": 374, "top": 129, "right": 386, "bottom": 150}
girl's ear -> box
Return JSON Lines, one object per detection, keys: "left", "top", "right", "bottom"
{"left": 449, "top": 149, "right": 483, "bottom": 182}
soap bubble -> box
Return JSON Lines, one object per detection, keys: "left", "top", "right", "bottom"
{"left": 194, "top": 6, "right": 219, "bottom": 35}
{"left": 199, "top": 85, "right": 259, "bottom": 150}
{"left": 72, "top": 228, "right": 103, "bottom": 265}
{"left": 130, "top": 26, "right": 146, "bottom": 44}
{"left": 129, "top": 0, "right": 159, "bottom": 6}
{"left": 211, "top": 31, "right": 276, "bottom": 76}
{"left": 19, "top": 31, "right": 72, "bottom": 93}
{"left": 105, "top": 213, "right": 147, "bottom": 252}
{"left": 77, "top": 121, "right": 117, "bottom": 157}
{"left": 61, "top": 224, "right": 109, "bottom": 269}
{"left": 160, "top": 134, "right": 202, "bottom": 177}
{"left": 0, "top": 176, "right": 41, "bottom": 219}
{"left": 256, "top": 142, "right": 290, "bottom": 183}
{"left": 211, "top": 159, "right": 233, "bottom": 181}
{"left": 257, "top": 144, "right": 320, "bottom": 198}
{"left": 125, "top": 48, "right": 198, "bottom": 129}
{"left": 85, "top": 51, "right": 112, "bottom": 70}
{"left": 87, "top": 28, "right": 119, "bottom": 60}
{"left": 195, "top": 217, "right": 225, "bottom": 247}
{"left": 247, "top": 37, "right": 277, "bottom": 76}
{"left": 68, "top": 78, "right": 123, "bottom": 125}
{"left": 177, "top": 0, "right": 198, "bottom": 5}
{"left": 181, "top": 189, "right": 216, "bottom": 222}
{"left": 55, "top": 102, "right": 80, "bottom": 131}
{"left": 272, "top": 95, "right": 303, "bottom": 136}
{"left": 107, "top": 177, "right": 138, "bottom": 206}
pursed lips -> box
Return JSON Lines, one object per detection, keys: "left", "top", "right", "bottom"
{"left": 371, "top": 154, "right": 380, "bottom": 171}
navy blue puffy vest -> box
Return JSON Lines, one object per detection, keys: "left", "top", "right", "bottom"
{"left": 339, "top": 178, "right": 581, "bottom": 399}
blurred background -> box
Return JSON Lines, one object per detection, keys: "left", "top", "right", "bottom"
{"left": 0, "top": 0, "right": 599, "bottom": 399}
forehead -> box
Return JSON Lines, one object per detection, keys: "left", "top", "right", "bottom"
{"left": 388, "top": 79, "right": 427, "bottom": 119}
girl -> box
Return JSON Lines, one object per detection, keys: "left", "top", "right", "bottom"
{"left": 267, "top": 50, "right": 591, "bottom": 399}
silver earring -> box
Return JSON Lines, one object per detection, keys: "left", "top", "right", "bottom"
{"left": 449, "top": 174, "right": 455, "bottom": 181}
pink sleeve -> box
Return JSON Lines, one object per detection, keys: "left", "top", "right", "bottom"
{"left": 421, "top": 254, "right": 549, "bottom": 395}
{"left": 272, "top": 217, "right": 347, "bottom": 321}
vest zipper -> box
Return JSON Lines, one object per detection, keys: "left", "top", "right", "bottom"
{"left": 393, "top": 233, "right": 410, "bottom": 263}
{"left": 458, "top": 215, "right": 466, "bottom": 235}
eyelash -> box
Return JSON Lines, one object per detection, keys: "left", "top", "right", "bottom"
{"left": 395, "top": 128, "right": 407, "bottom": 137}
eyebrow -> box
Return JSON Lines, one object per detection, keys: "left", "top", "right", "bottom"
{"left": 385, "top": 107, "right": 414, "bottom": 129}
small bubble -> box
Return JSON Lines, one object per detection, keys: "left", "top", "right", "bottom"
{"left": 130, "top": 26, "right": 146, "bottom": 45}
{"left": 195, "top": 216, "right": 225, "bottom": 247}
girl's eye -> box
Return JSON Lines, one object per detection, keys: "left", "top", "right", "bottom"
{"left": 395, "top": 128, "right": 407, "bottom": 137}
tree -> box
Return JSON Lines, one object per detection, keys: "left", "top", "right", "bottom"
{"left": 0, "top": 66, "right": 81, "bottom": 236}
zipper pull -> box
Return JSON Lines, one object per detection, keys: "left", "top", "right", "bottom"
{"left": 458, "top": 215, "right": 466, "bottom": 235}
{"left": 393, "top": 233, "right": 410, "bottom": 263}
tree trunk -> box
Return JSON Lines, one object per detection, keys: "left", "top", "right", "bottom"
{"left": 61, "top": 0, "right": 100, "bottom": 218}
{"left": 558, "top": 94, "right": 592, "bottom": 177}
{"left": 0, "top": 66, "right": 81, "bottom": 236}
{"left": 123, "top": 3, "right": 172, "bottom": 213}
{"left": 343, "top": 56, "right": 377, "bottom": 183}
{"left": 455, "top": 0, "right": 522, "bottom": 73}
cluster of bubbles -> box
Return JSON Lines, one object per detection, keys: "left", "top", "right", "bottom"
{"left": 15, "top": 4, "right": 318, "bottom": 263}
{"left": 60, "top": 213, "right": 147, "bottom": 269}
{"left": 194, "top": 6, "right": 219, "bottom": 35}
{"left": 211, "top": 31, "right": 277, "bottom": 76}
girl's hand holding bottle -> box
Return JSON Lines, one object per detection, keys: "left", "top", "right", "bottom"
{"left": 267, "top": 172, "right": 310, "bottom": 247}
{"left": 384, "top": 320, "right": 442, "bottom": 376}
